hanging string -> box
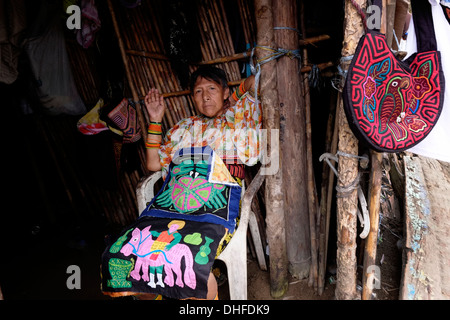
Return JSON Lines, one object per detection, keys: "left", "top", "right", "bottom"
{"left": 349, "top": 0, "right": 368, "bottom": 32}
{"left": 308, "top": 64, "right": 322, "bottom": 89}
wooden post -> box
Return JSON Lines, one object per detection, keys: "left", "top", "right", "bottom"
{"left": 362, "top": 151, "right": 382, "bottom": 300}
{"left": 273, "top": 0, "right": 311, "bottom": 280}
{"left": 385, "top": 0, "right": 397, "bottom": 50}
{"left": 254, "top": 0, "right": 289, "bottom": 298}
{"left": 362, "top": 0, "right": 386, "bottom": 300}
{"left": 335, "top": 0, "right": 365, "bottom": 300}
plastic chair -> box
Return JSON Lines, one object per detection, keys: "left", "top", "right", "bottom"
{"left": 136, "top": 168, "right": 266, "bottom": 300}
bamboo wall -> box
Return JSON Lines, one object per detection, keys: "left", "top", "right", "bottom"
{"left": 109, "top": 0, "right": 256, "bottom": 130}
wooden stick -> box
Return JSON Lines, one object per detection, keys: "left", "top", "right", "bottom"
{"left": 299, "top": 0, "right": 319, "bottom": 293}
{"left": 301, "top": 61, "right": 334, "bottom": 73}
{"left": 317, "top": 91, "right": 339, "bottom": 295}
{"left": 197, "top": 51, "right": 251, "bottom": 65}
{"left": 298, "top": 34, "right": 331, "bottom": 46}
{"left": 362, "top": 151, "right": 383, "bottom": 300}
{"left": 126, "top": 49, "right": 170, "bottom": 61}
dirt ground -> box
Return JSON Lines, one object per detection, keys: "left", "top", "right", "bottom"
{"left": 245, "top": 258, "right": 336, "bottom": 300}
{"left": 0, "top": 218, "right": 401, "bottom": 301}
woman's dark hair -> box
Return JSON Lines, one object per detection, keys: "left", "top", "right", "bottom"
{"left": 189, "top": 66, "right": 229, "bottom": 92}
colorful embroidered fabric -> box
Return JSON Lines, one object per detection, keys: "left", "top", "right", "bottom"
{"left": 101, "top": 216, "right": 226, "bottom": 299}
{"left": 159, "top": 93, "right": 262, "bottom": 180}
{"left": 101, "top": 147, "right": 240, "bottom": 299}
{"left": 142, "top": 146, "right": 242, "bottom": 233}
{"left": 107, "top": 98, "right": 142, "bottom": 143}
{"left": 343, "top": 0, "right": 445, "bottom": 152}
{"left": 77, "top": 98, "right": 123, "bottom": 136}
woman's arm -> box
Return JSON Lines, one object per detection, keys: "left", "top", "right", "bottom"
{"left": 144, "top": 88, "right": 165, "bottom": 172}
{"left": 228, "top": 75, "right": 255, "bottom": 106}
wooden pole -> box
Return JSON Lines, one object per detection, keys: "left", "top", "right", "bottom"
{"left": 362, "top": 151, "right": 383, "bottom": 300}
{"left": 385, "top": 0, "right": 397, "bottom": 50}
{"left": 255, "top": 0, "right": 289, "bottom": 298}
{"left": 335, "top": 0, "right": 365, "bottom": 300}
{"left": 273, "top": 0, "right": 311, "bottom": 281}
{"left": 362, "top": 0, "right": 386, "bottom": 300}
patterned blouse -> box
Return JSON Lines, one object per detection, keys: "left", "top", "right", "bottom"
{"left": 159, "top": 93, "right": 262, "bottom": 180}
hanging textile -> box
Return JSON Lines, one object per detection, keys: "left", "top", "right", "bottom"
{"left": 76, "top": 0, "right": 101, "bottom": 49}
{"left": 24, "top": 5, "right": 86, "bottom": 116}
{"left": 101, "top": 147, "right": 240, "bottom": 299}
{"left": 343, "top": 0, "right": 445, "bottom": 152}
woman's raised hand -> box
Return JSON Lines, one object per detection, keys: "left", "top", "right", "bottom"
{"left": 144, "top": 88, "right": 165, "bottom": 122}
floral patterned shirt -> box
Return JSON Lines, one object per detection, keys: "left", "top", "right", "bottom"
{"left": 159, "top": 93, "right": 262, "bottom": 180}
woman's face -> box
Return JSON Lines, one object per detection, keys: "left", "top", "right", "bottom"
{"left": 192, "top": 76, "right": 229, "bottom": 118}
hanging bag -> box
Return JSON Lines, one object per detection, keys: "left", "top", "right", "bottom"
{"left": 107, "top": 98, "right": 142, "bottom": 143}
{"left": 343, "top": 0, "right": 445, "bottom": 152}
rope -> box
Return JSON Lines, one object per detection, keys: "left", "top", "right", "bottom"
{"left": 273, "top": 26, "right": 302, "bottom": 37}
{"left": 331, "top": 55, "right": 353, "bottom": 92}
{"left": 335, "top": 172, "right": 361, "bottom": 197}
{"left": 249, "top": 44, "right": 302, "bottom": 107}
{"left": 337, "top": 150, "right": 369, "bottom": 161}
{"left": 320, "top": 151, "right": 367, "bottom": 196}
{"left": 320, "top": 150, "right": 371, "bottom": 238}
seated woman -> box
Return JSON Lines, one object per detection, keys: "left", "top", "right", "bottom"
{"left": 101, "top": 66, "right": 260, "bottom": 300}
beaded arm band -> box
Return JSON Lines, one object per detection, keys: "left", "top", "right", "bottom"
{"left": 146, "top": 121, "right": 162, "bottom": 149}
{"left": 231, "top": 81, "right": 247, "bottom": 102}
{"left": 145, "top": 141, "right": 161, "bottom": 149}
{"left": 147, "top": 121, "right": 162, "bottom": 135}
